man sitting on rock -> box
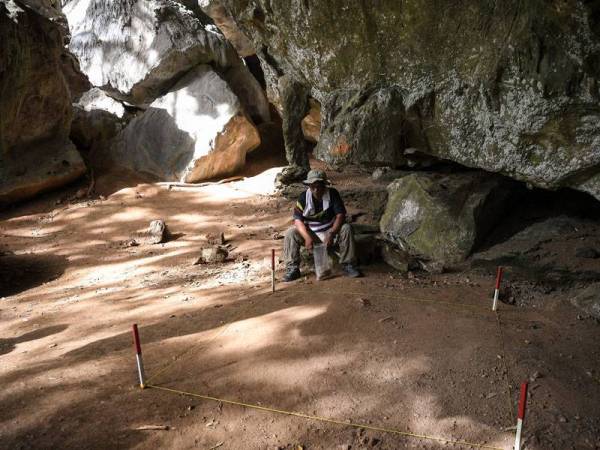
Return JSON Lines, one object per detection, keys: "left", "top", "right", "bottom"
{"left": 283, "top": 169, "right": 362, "bottom": 281}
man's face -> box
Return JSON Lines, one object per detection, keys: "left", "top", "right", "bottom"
{"left": 309, "top": 181, "right": 326, "bottom": 200}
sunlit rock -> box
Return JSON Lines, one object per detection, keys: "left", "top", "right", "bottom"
{"left": 110, "top": 65, "right": 260, "bottom": 182}
{"left": 64, "top": 0, "right": 238, "bottom": 107}
{"left": 380, "top": 172, "right": 515, "bottom": 265}
{"left": 221, "top": 63, "right": 270, "bottom": 124}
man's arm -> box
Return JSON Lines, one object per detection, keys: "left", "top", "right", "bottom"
{"left": 294, "top": 219, "right": 314, "bottom": 250}
{"left": 324, "top": 213, "right": 345, "bottom": 247}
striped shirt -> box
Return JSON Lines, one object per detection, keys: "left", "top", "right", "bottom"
{"left": 293, "top": 188, "right": 346, "bottom": 233}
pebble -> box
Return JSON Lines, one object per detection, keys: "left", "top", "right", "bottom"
{"left": 530, "top": 371, "right": 543, "bottom": 381}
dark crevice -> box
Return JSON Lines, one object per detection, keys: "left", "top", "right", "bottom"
{"left": 243, "top": 54, "right": 265, "bottom": 90}
{"left": 478, "top": 184, "right": 600, "bottom": 254}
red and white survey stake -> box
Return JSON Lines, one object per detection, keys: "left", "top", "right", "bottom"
{"left": 514, "top": 381, "right": 528, "bottom": 450}
{"left": 132, "top": 324, "right": 146, "bottom": 389}
{"left": 492, "top": 266, "right": 503, "bottom": 311}
{"left": 271, "top": 249, "right": 276, "bottom": 292}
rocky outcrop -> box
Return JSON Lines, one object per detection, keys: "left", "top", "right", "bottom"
{"left": 220, "top": 0, "right": 600, "bottom": 200}
{"left": 221, "top": 64, "right": 270, "bottom": 124}
{"left": 0, "top": 140, "right": 86, "bottom": 205}
{"left": 277, "top": 75, "right": 310, "bottom": 183}
{"left": 199, "top": 0, "right": 255, "bottom": 57}
{"left": 0, "top": 0, "right": 87, "bottom": 205}
{"left": 316, "top": 86, "right": 407, "bottom": 167}
{"left": 380, "top": 172, "right": 514, "bottom": 266}
{"left": 64, "top": 0, "right": 239, "bottom": 107}
{"left": 70, "top": 88, "right": 133, "bottom": 151}
{"left": 301, "top": 98, "right": 321, "bottom": 144}
{"left": 109, "top": 65, "right": 260, "bottom": 182}
{"left": 64, "top": 0, "right": 271, "bottom": 182}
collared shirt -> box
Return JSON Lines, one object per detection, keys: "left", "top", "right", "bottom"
{"left": 293, "top": 188, "right": 346, "bottom": 233}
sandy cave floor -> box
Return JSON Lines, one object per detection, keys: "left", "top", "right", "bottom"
{"left": 0, "top": 168, "right": 599, "bottom": 450}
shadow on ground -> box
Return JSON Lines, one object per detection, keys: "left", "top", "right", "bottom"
{"left": 0, "top": 253, "right": 68, "bottom": 297}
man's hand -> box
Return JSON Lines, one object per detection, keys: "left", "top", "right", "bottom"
{"left": 304, "top": 236, "right": 314, "bottom": 251}
{"left": 324, "top": 231, "right": 335, "bottom": 248}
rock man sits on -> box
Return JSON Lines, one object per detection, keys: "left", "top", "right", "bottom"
{"left": 283, "top": 169, "right": 362, "bottom": 281}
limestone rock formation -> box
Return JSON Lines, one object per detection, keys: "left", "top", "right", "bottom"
{"left": 64, "top": 0, "right": 239, "bottom": 107}
{"left": 316, "top": 86, "right": 407, "bottom": 167}
{"left": 277, "top": 75, "right": 310, "bottom": 183}
{"left": 70, "top": 88, "right": 132, "bottom": 151}
{"left": 220, "top": 0, "right": 600, "bottom": 200}
{"left": 0, "top": 140, "right": 86, "bottom": 206}
{"left": 221, "top": 64, "right": 270, "bottom": 124}
{"left": 0, "top": 0, "right": 87, "bottom": 205}
{"left": 199, "top": 0, "right": 255, "bottom": 57}
{"left": 380, "top": 172, "right": 514, "bottom": 265}
{"left": 110, "top": 65, "right": 260, "bottom": 182}
{"left": 301, "top": 98, "right": 321, "bottom": 144}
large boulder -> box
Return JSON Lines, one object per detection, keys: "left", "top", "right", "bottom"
{"left": 109, "top": 65, "right": 260, "bottom": 182}
{"left": 0, "top": 140, "right": 86, "bottom": 206}
{"left": 0, "top": 0, "right": 87, "bottom": 205}
{"left": 64, "top": 0, "right": 239, "bottom": 107}
{"left": 220, "top": 0, "right": 600, "bottom": 200}
{"left": 380, "top": 172, "right": 514, "bottom": 265}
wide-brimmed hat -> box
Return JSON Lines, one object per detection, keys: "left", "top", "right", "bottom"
{"left": 303, "top": 169, "right": 330, "bottom": 185}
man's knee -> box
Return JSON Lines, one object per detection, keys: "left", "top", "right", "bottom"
{"left": 285, "top": 226, "right": 301, "bottom": 242}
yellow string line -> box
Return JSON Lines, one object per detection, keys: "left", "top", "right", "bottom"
{"left": 146, "top": 384, "right": 505, "bottom": 450}
{"left": 142, "top": 286, "right": 511, "bottom": 449}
